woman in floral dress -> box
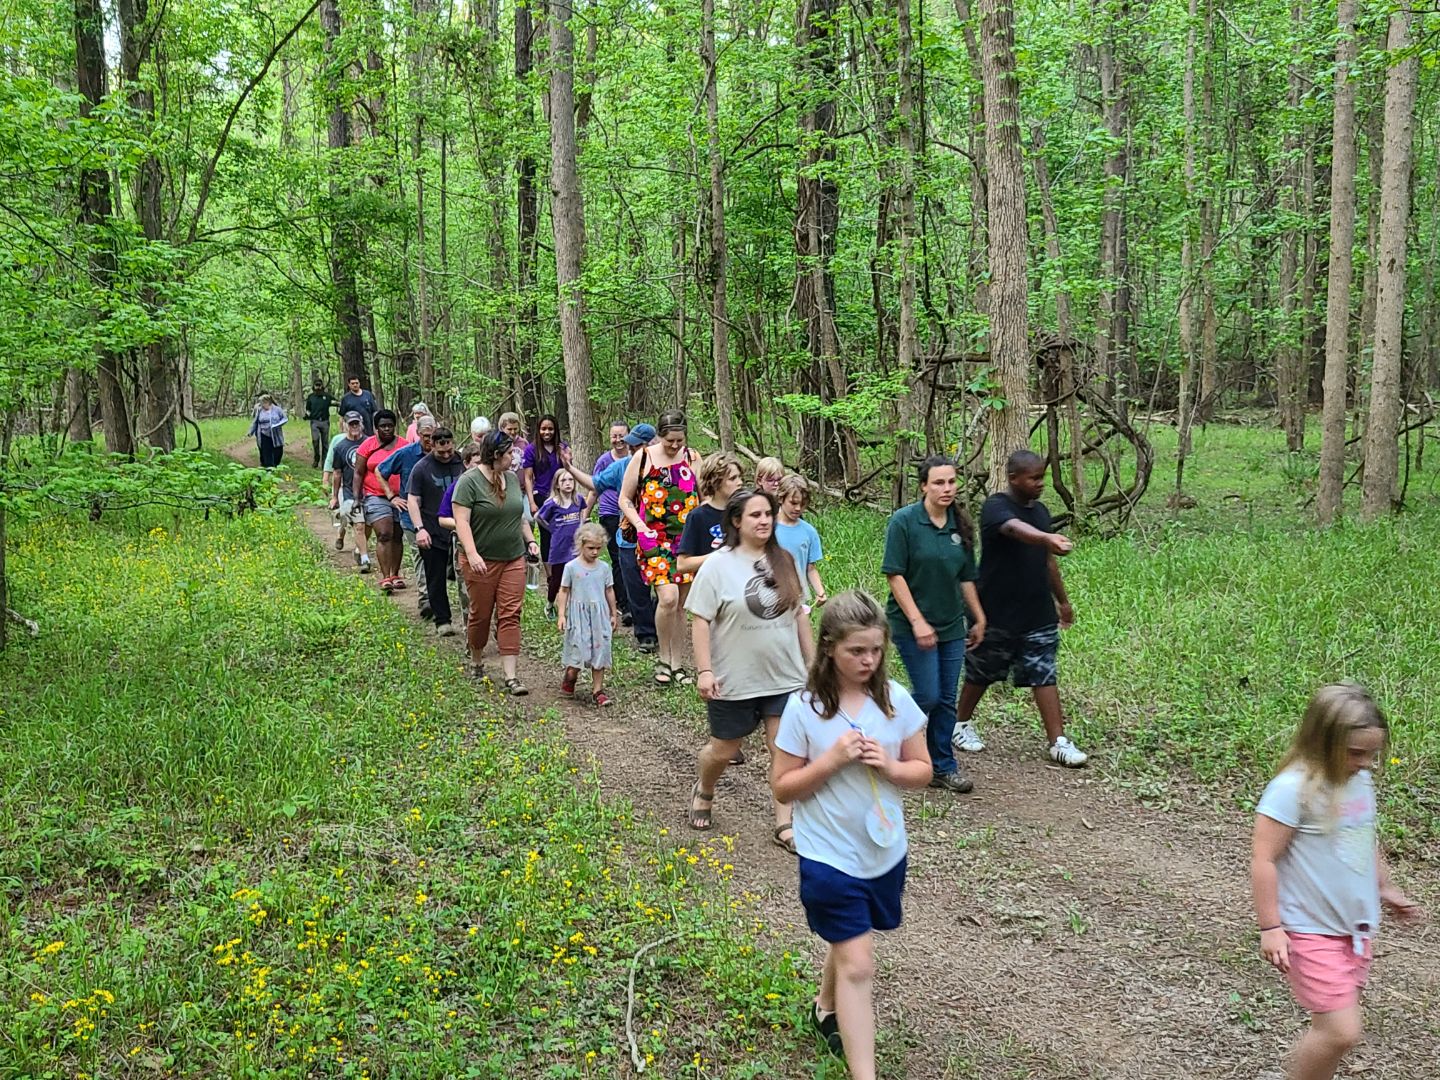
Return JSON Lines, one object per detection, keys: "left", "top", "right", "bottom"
{"left": 620, "top": 410, "right": 700, "bottom": 685}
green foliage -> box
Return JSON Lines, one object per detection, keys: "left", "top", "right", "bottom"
{"left": 0, "top": 511, "right": 817, "bottom": 1077}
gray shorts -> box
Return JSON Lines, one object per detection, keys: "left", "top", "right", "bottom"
{"left": 334, "top": 497, "right": 365, "bottom": 528}
{"left": 363, "top": 495, "right": 399, "bottom": 525}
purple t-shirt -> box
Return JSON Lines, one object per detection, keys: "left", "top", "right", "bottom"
{"left": 522, "top": 441, "right": 568, "bottom": 502}
{"left": 438, "top": 478, "right": 458, "bottom": 520}
{"left": 536, "top": 498, "right": 585, "bottom": 565}
{"left": 592, "top": 450, "right": 627, "bottom": 518}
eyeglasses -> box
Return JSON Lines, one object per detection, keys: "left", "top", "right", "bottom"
{"left": 753, "top": 559, "right": 777, "bottom": 589}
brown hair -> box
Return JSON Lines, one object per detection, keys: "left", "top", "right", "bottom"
{"left": 777, "top": 473, "right": 811, "bottom": 507}
{"left": 807, "top": 590, "right": 895, "bottom": 719}
{"left": 477, "top": 431, "right": 513, "bottom": 497}
{"left": 698, "top": 451, "right": 741, "bottom": 499}
{"left": 917, "top": 455, "right": 975, "bottom": 550}
{"left": 1279, "top": 683, "right": 1388, "bottom": 829}
{"left": 719, "top": 490, "right": 803, "bottom": 615}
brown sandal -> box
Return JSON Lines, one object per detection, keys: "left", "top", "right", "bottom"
{"left": 772, "top": 824, "right": 797, "bottom": 855}
{"left": 689, "top": 782, "right": 715, "bottom": 830}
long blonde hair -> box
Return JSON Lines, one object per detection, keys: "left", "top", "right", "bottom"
{"left": 806, "top": 590, "right": 894, "bottom": 720}
{"left": 1279, "top": 682, "right": 1388, "bottom": 827}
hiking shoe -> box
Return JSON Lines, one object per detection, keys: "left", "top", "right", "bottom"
{"left": 637, "top": 638, "right": 658, "bottom": 654}
{"left": 419, "top": 605, "right": 432, "bottom": 620}
{"left": 809, "top": 1003, "right": 844, "bottom": 1058}
{"left": 929, "top": 770, "right": 974, "bottom": 794}
{"left": 358, "top": 554, "right": 372, "bottom": 574}
{"left": 435, "top": 623, "right": 458, "bottom": 638}
{"left": 955, "top": 721, "right": 986, "bottom": 753}
{"left": 621, "top": 612, "right": 634, "bottom": 627}
{"left": 1049, "top": 735, "right": 1089, "bottom": 768}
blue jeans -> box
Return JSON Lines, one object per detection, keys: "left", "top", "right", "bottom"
{"left": 892, "top": 631, "right": 967, "bottom": 777}
{"left": 617, "top": 545, "right": 657, "bottom": 641}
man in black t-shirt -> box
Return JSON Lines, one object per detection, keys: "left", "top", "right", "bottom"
{"left": 407, "top": 427, "right": 466, "bottom": 636}
{"left": 338, "top": 376, "right": 378, "bottom": 435}
{"left": 957, "top": 449, "right": 1089, "bottom": 768}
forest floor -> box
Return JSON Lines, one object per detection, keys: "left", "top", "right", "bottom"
{"left": 226, "top": 430, "right": 1440, "bottom": 1079}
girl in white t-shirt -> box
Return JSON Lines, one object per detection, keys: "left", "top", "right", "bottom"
{"left": 772, "top": 591, "right": 933, "bottom": 1078}
{"left": 1251, "top": 683, "right": 1423, "bottom": 1080}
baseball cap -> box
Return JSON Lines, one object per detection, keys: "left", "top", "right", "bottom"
{"left": 624, "top": 423, "right": 657, "bottom": 446}
{"left": 344, "top": 411, "right": 364, "bottom": 423}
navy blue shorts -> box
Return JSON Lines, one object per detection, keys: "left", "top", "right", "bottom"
{"left": 964, "top": 624, "right": 1060, "bottom": 688}
{"left": 798, "top": 855, "right": 907, "bottom": 943}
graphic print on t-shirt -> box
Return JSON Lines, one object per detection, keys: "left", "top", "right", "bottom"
{"left": 1336, "top": 794, "right": 1375, "bottom": 875}
{"left": 744, "top": 563, "right": 785, "bottom": 620}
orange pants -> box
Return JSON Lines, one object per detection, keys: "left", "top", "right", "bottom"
{"left": 461, "top": 556, "right": 525, "bottom": 658}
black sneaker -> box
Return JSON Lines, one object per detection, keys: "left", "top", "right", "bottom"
{"left": 636, "top": 638, "right": 658, "bottom": 654}
{"left": 809, "top": 1003, "right": 844, "bottom": 1057}
{"left": 928, "top": 770, "right": 974, "bottom": 794}
{"left": 621, "top": 612, "right": 634, "bottom": 627}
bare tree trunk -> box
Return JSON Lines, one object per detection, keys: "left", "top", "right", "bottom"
{"left": 702, "top": 0, "right": 735, "bottom": 450}
{"left": 1030, "top": 125, "right": 1084, "bottom": 519}
{"left": 64, "top": 369, "right": 92, "bottom": 443}
{"left": 1196, "top": 1, "right": 1218, "bottom": 420}
{"left": 1176, "top": 0, "right": 1201, "bottom": 491}
{"left": 412, "top": 0, "right": 435, "bottom": 401}
{"left": 1317, "top": 0, "right": 1359, "bottom": 524}
{"left": 516, "top": 0, "right": 541, "bottom": 414}
{"left": 548, "top": 0, "right": 600, "bottom": 467}
{"left": 1277, "top": 1, "right": 1305, "bottom": 451}
{"left": 1360, "top": 5, "right": 1417, "bottom": 518}
{"left": 978, "top": 0, "right": 1030, "bottom": 491}
{"left": 117, "top": 0, "right": 175, "bottom": 451}
{"left": 894, "top": 0, "right": 921, "bottom": 499}
{"left": 75, "top": 0, "right": 134, "bottom": 455}
{"left": 322, "top": 0, "right": 366, "bottom": 386}
{"left": 1095, "top": 3, "right": 1130, "bottom": 413}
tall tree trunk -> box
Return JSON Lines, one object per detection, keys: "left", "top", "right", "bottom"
{"left": 978, "top": 0, "right": 1030, "bottom": 491}
{"left": 75, "top": 0, "right": 134, "bottom": 455}
{"left": 117, "top": 0, "right": 175, "bottom": 451}
{"left": 322, "top": 0, "right": 366, "bottom": 386}
{"left": 1196, "top": 1, "right": 1218, "bottom": 420}
{"left": 1360, "top": 5, "right": 1417, "bottom": 518}
{"left": 516, "top": 0, "right": 541, "bottom": 415}
{"left": 1317, "top": 0, "right": 1358, "bottom": 523}
{"left": 702, "top": 0, "right": 735, "bottom": 450}
{"left": 893, "top": 0, "right": 920, "bottom": 500}
{"left": 412, "top": 0, "right": 435, "bottom": 402}
{"left": 64, "top": 369, "right": 92, "bottom": 443}
{"left": 548, "top": 0, "right": 600, "bottom": 467}
{"left": 1176, "top": 0, "right": 1201, "bottom": 492}
{"left": 1095, "top": 2, "right": 1130, "bottom": 413}
{"left": 1277, "top": 0, "right": 1305, "bottom": 451}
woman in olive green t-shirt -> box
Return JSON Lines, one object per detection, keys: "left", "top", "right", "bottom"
{"left": 452, "top": 431, "right": 540, "bottom": 695}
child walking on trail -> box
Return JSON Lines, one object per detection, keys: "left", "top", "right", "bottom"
{"left": 557, "top": 523, "right": 618, "bottom": 707}
{"left": 775, "top": 474, "right": 827, "bottom": 609}
{"left": 771, "top": 591, "right": 933, "bottom": 1078}
{"left": 536, "top": 469, "right": 585, "bottom": 621}
{"left": 1251, "top": 683, "right": 1424, "bottom": 1080}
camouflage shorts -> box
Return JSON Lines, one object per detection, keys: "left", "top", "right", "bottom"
{"left": 964, "top": 624, "right": 1060, "bottom": 688}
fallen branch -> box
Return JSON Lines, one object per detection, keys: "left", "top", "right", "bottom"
{"left": 6, "top": 608, "right": 39, "bottom": 638}
{"left": 626, "top": 932, "right": 681, "bottom": 1073}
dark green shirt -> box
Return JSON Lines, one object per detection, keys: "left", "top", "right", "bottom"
{"left": 881, "top": 500, "right": 978, "bottom": 642}
{"left": 452, "top": 468, "right": 526, "bottom": 561}
{"left": 305, "top": 392, "right": 336, "bottom": 421}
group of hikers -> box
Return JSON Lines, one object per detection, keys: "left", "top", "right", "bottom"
{"left": 288, "top": 381, "right": 1420, "bottom": 1080}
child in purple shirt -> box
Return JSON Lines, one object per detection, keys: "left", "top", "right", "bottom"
{"left": 536, "top": 469, "right": 585, "bottom": 618}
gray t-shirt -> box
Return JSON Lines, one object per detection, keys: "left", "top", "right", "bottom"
{"left": 684, "top": 547, "right": 807, "bottom": 699}
{"left": 1256, "top": 766, "right": 1379, "bottom": 938}
{"left": 775, "top": 684, "right": 927, "bottom": 879}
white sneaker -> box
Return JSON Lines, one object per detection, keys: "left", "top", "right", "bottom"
{"left": 954, "top": 721, "right": 986, "bottom": 753}
{"left": 1049, "top": 735, "right": 1089, "bottom": 768}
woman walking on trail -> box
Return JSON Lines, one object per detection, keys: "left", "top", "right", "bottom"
{"left": 557, "top": 522, "right": 619, "bottom": 708}
{"left": 452, "top": 430, "right": 542, "bottom": 696}
{"left": 685, "top": 490, "right": 813, "bottom": 852}
{"left": 249, "top": 394, "right": 288, "bottom": 468}
{"left": 1252, "top": 684, "right": 1424, "bottom": 1080}
{"left": 881, "top": 456, "right": 986, "bottom": 794}
{"left": 522, "top": 413, "right": 569, "bottom": 562}
{"left": 771, "top": 591, "right": 932, "bottom": 1077}
{"left": 619, "top": 410, "right": 701, "bottom": 686}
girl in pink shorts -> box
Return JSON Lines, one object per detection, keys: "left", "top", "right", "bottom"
{"left": 1251, "top": 684, "right": 1424, "bottom": 1079}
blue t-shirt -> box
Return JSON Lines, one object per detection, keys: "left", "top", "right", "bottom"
{"left": 379, "top": 442, "right": 426, "bottom": 530}
{"left": 592, "top": 457, "right": 635, "bottom": 550}
{"left": 775, "top": 518, "right": 823, "bottom": 600}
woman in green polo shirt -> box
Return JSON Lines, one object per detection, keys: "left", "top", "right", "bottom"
{"left": 881, "top": 456, "right": 987, "bottom": 793}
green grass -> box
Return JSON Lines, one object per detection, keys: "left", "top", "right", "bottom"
{"left": 0, "top": 510, "right": 818, "bottom": 1078}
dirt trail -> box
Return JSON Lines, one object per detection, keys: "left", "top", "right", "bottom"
{"left": 248, "top": 445, "right": 1438, "bottom": 1078}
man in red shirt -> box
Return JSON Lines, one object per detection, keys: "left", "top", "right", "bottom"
{"left": 353, "top": 409, "right": 412, "bottom": 592}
